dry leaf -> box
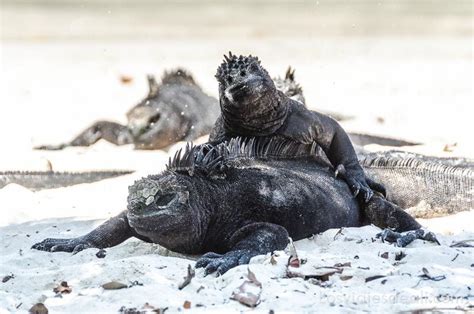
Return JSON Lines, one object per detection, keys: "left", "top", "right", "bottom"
{"left": 419, "top": 268, "right": 446, "bottom": 281}
{"left": 102, "top": 281, "right": 128, "bottom": 290}
{"left": 143, "top": 303, "right": 155, "bottom": 310}
{"left": 270, "top": 254, "right": 277, "bottom": 265}
{"left": 230, "top": 268, "right": 262, "bottom": 307}
{"left": 120, "top": 75, "right": 133, "bottom": 84}
{"left": 178, "top": 264, "right": 195, "bottom": 290}
{"left": 287, "top": 239, "right": 300, "bottom": 268}
{"left": 380, "top": 252, "right": 389, "bottom": 259}
{"left": 395, "top": 251, "right": 406, "bottom": 261}
{"left": 53, "top": 281, "right": 72, "bottom": 294}
{"left": 333, "top": 262, "right": 351, "bottom": 268}
{"left": 29, "top": 303, "right": 48, "bottom": 314}
{"left": 340, "top": 275, "right": 353, "bottom": 281}
{"left": 365, "top": 275, "right": 386, "bottom": 282}
{"left": 443, "top": 142, "right": 457, "bottom": 152}
{"left": 183, "top": 301, "right": 191, "bottom": 309}
{"left": 287, "top": 266, "right": 343, "bottom": 281}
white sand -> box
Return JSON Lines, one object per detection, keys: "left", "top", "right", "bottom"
{"left": 1, "top": 1, "right": 473, "bottom": 313}
{"left": 1, "top": 210, "right": 473, "bottom": 313}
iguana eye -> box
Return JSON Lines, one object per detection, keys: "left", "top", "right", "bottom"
{"left": 155, "top": 193, "right": 177, "bottom": 207}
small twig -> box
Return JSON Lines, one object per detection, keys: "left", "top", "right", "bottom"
{"left": 450, "top": 239, "right": 474, "bottom": 248}
{"left": 178, "top": 264, "right": 195, "bottom": 290}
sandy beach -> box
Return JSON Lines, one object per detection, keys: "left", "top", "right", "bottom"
{"left": 1, "top": 1, "right": 473, "bottom": 312}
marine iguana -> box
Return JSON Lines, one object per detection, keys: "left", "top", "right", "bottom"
{"left": 35, "top": 69, "right": 220, "bottom": 150}
{"left": 32, "top": 138, "right": 436, "bottom": 275}
{"left": 210, "top": 52, "right": 380, "bottom": 202}
{"left": 0, "top": 170, "right": 133, "bottom": 191}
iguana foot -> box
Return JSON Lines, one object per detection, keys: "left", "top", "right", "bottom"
{"left": 335, "top": 164, "right": 375, "bottom": 202}
{"left": 32, "top": 237, "right": 94, "bottom": 254}
{"left": 376, "top": 228, "right": 439, "bottom": 247}
{"left": 195, "top": 250, "right": 253, "bottom": 275}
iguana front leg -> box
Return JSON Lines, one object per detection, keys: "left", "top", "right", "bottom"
{"left": 315, "top": 113, "right": 378, "bottom": 202}
{"left": 32, "top": 211, "right": 151, "bottom": 254}
{"left": 35, "top": 121, "right": 133, "bottom": 150}
{"left": 196, "top": 222, "right": 289, "bottom": 275}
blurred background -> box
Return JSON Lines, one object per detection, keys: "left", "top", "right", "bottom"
{"left": 1, "top": 0, "right": 473, "bottom": 157}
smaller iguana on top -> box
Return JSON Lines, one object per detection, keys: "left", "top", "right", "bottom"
{"left": 210, "top": 52, "right": 380, "bottom": 201}
{"left": 35, "top": 69, "right": 220, "bottom": 150}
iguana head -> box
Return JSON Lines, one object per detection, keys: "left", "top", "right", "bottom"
{"left": 126, "top": 69, "right": 196, "bottom": 150}
{"left": 126, "top": 173, "right": 204, "bottom": 253}
{"left": 215, "top": 52, "right": 288, "bottom": 136}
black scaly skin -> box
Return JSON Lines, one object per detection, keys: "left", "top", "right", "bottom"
{"left": 35, "top": 69, "right": 220, "bottom": 150}
{"left": 210, "top": 52, "right": 379, "bottom": 202}
{"left": 32, "top": 138, "right": 425, "bottom": 275}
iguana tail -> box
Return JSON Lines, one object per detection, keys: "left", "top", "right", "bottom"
{"left": 0, "top": 170, "right": 134, "bottom": 191}
{"left": 361, "top": 155, "right": 473, "bottom": 218}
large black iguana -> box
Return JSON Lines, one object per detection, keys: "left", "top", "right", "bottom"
{"left": 33, "top": 138, "right": 435, "bottom": 275}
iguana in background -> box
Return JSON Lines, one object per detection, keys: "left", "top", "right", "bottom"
{"left": 0, "top": 170, "right": 133, "bottom": 190}
{"left": 35, "top": 69, "right": 220, "bottom": 150}
{"left": 33, "top": 138, "right": 435, "bottom": 275}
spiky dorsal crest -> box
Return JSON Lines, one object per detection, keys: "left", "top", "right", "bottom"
{"left": 285, "top": 66, "right": 295, "bottom": 81}
{"left": 273, "top": 66, "right": 305, "bottom": 105}
{"left": 166, "top": 137, "right": 318, "bottom": 176}
{"left": 161, "top": 68, "right": 197, "bottom": 86}
{"left": 215, "top": 52, "right": 262, "bottom": 83}
{"left": 361, "top": 156, "right": 474, "bottom": 178}
{"left": 147, "top": 74, "right": 160, "bottom": 97}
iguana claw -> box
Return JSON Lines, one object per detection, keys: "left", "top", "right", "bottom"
{"left": 32, "top": 237, "right": 93, "bottom": 253}
{"left": 196, "top": 250, "right": 253, "bottom": 276}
